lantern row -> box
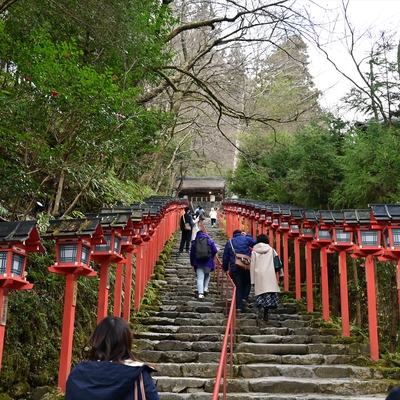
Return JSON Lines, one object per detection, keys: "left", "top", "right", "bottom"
{"left": 222, "top": 199, "right": 400, "bottom": 361}
{"left": 0, "top": 196, "right": 188, "bottom": 392}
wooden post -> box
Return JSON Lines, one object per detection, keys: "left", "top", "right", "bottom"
{"left": 283, "top": 232, "right": 289, "bottom": 292}
{"left": 113, "top": 261, "right": 124, "bottom": 317}
{"left": 365, "top": 255, "right": 379, "bottom": 360}
{"left": 321, "top": 247, "right": 330, "bottom": 321}
{"left": 0, "top": 288, "right": 8, "bottom": 370}
{"left": 97, "top": 261, "right": 110, "bottom": 323}
{"left": 134, "top": 244, "right": 144, "bottom": 312}
{"left": 339, "top": 251, "right": 350, "bottom": 336}
{"left": 306, "top": 242, "right": 313, "bottom": 312}
{"left": 123, "top": 251, "right": 134, "bottom": 322}
{"left": 294, "top": 238, "right": 301, "bottom": 298}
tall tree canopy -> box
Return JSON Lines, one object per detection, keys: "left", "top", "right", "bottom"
{"left": 1, "top": 0, "right": 321, "bottom": 218}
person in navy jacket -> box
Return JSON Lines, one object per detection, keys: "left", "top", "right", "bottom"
{"left": 386, "top": 387, "right": 400, "bottom": 399}
{"left": 65, "top": 316, "right": 160, "bottom": 400}
{"left": 222, "top": 229, "right": 257, "bottom": 312}
{"left": 190, "top": 230, "right": 218, "bottom": 298}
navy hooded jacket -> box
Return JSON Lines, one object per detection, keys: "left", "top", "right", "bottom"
{"left": 386, "top": 387, "right": 400, "bottom": 400}
{"left": 222, "top": 231, "right": 257, "bottom": 273}
{"left": 65, "top": 360, "right": 160, "bottom": 400}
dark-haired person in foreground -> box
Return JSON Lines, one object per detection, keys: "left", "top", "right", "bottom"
{"left": 65, "top": 316, "right": 160, "bottom": 400}
{"left": 386, "top": 387, "right": 400, "bottom": 400}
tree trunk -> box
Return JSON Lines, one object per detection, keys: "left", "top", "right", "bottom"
{"left": 62, "top": 165, "right": 101, "bottom": 217}
{"left": 389, "top": 261, "right": 399, "bottom": 352}
{"left": 53, "top": 171, "right": 65, "bottom": 216}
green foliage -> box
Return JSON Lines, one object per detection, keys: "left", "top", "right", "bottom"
{"left": 230, "top": 117, "right": 344, "bottom": 209}
{"left": 331, "top": 122, "right": 400, "bottom": 208}
{"left": 0, "top": 1, "right": 173, "bottom": 217}
{"left": 282, "top": 122, "right": 343, "bottom": 209}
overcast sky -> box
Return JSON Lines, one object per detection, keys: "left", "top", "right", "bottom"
{"left": 298, "top": 0, "right": 400, "bottom": 120}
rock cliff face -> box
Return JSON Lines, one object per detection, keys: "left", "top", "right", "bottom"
{"left": 133, "top": 225, "right": 396, "bottom": 400}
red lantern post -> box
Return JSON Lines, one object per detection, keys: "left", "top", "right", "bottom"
{"left": 298, "top": 210, "right": 317, "bottom": 312}
{"left": 289, "top": 208, "right": 303, "bottom": 297}
{"left": 265, "top": 204, "right": 274, "bottom": 239}
{"left": 310, "top": 215, "right": 333, "bottom": 322}
{"left": 277, "top": 206, "right": 291, "bottom": 292}
{"left": 45, "top": 218, "right": 104, "bottom": 392}
{"left": 113, "top": 214, "right": 133, "bottom": 318}
{"left": 371, "top": 204, "right": 400, "bottom": 329}
{"left": 132, "top": 207, "right": 151, "bottom": 312}
{"left": 325, "top": 210, "right": 355, "bottom": 337}
{"left": 0, "top": 221, "right": 45, "bottom": 370}
{"left": 345, "top": 209, "right": 383, "bottom": 360}
{"left": 254, "top": 203, "right": 261, "bottom": 237}
{"left": 258, "top": 205, "right": 267, "bottom": 235}
{"left": 87, "top": 213, "right": 126, "bottom": 323}
{"left": 271, "top": 206, "right": 281, "bottom": 261}
{"left": 236, "top": 204, "right": 243, "bottom": 232}
{"left": 224, "top": 200, "right": 234, "bottom": 237}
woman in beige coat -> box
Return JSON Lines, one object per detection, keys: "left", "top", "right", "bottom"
{"left": 250, "top": 234, "right": 283, "bottom": 321}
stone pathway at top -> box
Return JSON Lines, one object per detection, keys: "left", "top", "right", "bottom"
{"left": 133, "top": 216, "right": 394, "bottom": 399}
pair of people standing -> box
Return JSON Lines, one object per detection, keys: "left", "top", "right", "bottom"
{"left": 222, "top": 230, "right": 283, "bottom": 317}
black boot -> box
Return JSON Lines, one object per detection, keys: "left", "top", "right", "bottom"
{"left": 263, "top": 308, "right": 269, "bottom": 321}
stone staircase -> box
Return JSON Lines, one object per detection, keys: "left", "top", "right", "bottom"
{"left": 133, "top": 223, "right": 394, "bottom": 399}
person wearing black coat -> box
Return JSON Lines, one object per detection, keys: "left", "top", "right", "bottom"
{"left": 179, "top": 206, "right": 193, "bottom": 253}
{"left": 222, "top": 229, "right": 257, "bottom": 312}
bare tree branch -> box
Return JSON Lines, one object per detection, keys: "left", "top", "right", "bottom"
{"left": 0, "top": 0, "right": 18, "bottom": 13}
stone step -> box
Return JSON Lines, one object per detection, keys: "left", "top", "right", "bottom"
{"left": 135, "top": 332, "right": 224, "bottom": 342}
{"left": 235, "top": 342, "right": 369, "bottom": 356}
{"left": 156, "top": 362, "right": 219, "bottom": 378}
{"left": 237, "top": 363, "right": 383, "bottom": 379}
{"left": 152, "top": 362, "right": 382, "bottom": 380}
{"left": 238, "top": 333, "right": 337, "bottom": 344}
{"left": 154, "top": 376, "right": 391, "bottom": 397}
{"left": 137, "top": 350, "right": 360, "bottom": 366}
{"left": 141, "top": 316, "right": 227, "bottom": 327}
{"left": 141, "top": 325, "right": 227, "bottom": 334}
{"left": 136, "top": 331, "right": 338, "bottom": 346}
{"left": 135, "top": 350, "right": 221, "bottom": 364}
{"left": 156, "top": 303, "right": 226, "bottom": 312}
{"left": 149, "top": 310, "right": 225, "bottom": 319}
{"left": 159, "top": 394, "right": 386, "bottom": 400}
{"left": 159, "top": 297, "right": 224, "bottom": 303}
{"left": 232, "top": 352, "right": 357, "bottom": 365}
{"left": 143, "top": 228, "right": 396, "bottom": 399}
{"left": 135, "top": 339, "right": 222, "bottom": 352}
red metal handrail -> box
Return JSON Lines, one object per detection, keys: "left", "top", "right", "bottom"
{"left": 202, "top": 215, "right": 237, "bottom": 400}
{"left": 211, "top": 268, "right": 236, "bottom": 400}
